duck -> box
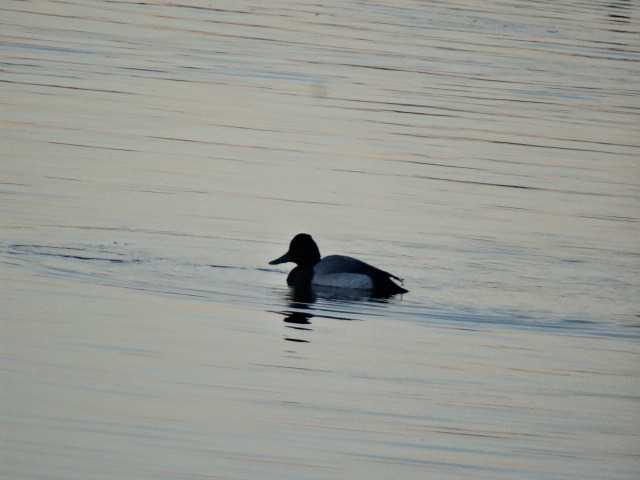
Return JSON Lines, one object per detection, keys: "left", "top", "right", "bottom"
{"left": 269, "top": 234, "right": 408, "bottom": 296}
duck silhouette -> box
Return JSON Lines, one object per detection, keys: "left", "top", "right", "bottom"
{"left": 270, "top": 234, "right": 408, "bottom": 297}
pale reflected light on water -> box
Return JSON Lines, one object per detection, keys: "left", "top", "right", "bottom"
{"left": 2, "top": 1, "right": 639, "bottom": 479}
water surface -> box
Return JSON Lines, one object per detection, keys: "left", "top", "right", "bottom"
{"left": 2, "top": 1, "right": 639, "bottom": 479}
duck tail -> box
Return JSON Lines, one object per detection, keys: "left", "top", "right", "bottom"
{"left": 374, "top": 272, "right": 408, "bottom": 296}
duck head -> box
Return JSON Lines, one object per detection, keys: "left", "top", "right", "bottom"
{"left": 269, "top": 233, "right": 321, "bottom": 267}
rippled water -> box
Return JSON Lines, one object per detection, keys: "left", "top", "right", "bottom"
{"left": 2, "top": 1, "right": 639, "bottom": 479}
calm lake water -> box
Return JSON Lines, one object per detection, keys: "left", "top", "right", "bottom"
{"left": 2, "top": 1, "right": 639, "bottom": 478}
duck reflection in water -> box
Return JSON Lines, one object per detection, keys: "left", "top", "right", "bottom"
{"left": 274, "top": 283, "right": 392, "bottom": 339}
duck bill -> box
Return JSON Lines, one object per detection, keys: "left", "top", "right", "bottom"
{"left": 269, "top": 251, "right": 292, "bottom": 265}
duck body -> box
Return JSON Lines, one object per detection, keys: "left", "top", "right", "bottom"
{"left": 270, "top": 234, "right": 408, "bottom": 297}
